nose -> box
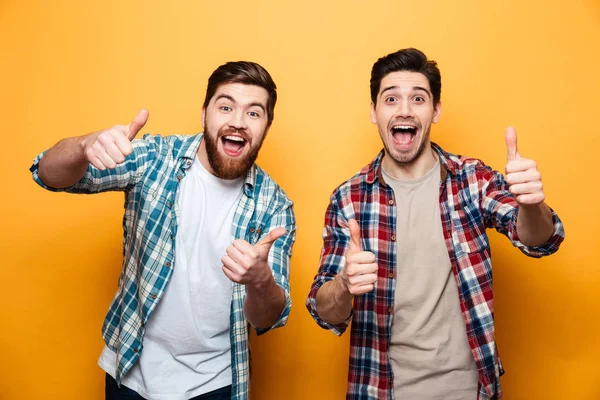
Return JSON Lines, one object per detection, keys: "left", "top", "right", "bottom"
{"left": 228, "top": 109, "right": 248, "bottom": 131}
{"left": 394, "top": 98, "right": 414, "bottom": 119}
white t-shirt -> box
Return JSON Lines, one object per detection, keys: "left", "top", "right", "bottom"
{"left": 99, "top": 156, "right": 244, "bottom": 399}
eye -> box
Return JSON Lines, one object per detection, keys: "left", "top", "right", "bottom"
{"left": 248, "top": 111, "right": 260, "bottom": 118}
{"left": 220, "top": 105, "right": 232, "bottom": 112}
{"left": 385, "top": 96, "right": 397, "bottom": 103}
{"left": 413, "top": 96, "right": 425, "bottom": 103}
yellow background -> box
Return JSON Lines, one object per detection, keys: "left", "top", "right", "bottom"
{"left": 1, "top": 0, "right": 599, "bottom": 398}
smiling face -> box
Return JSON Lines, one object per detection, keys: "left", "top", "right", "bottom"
{"left": 370, "top": 70, "right": 442, "bottom": 171}
{"left": 199, "top": 82, "right": 270, "bottom": 179}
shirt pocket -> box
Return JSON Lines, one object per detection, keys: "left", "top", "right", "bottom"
{"left": 450, "top": 204, "right": 489, "bottom": 255}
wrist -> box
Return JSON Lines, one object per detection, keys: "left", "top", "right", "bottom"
{"left": 333, "top": 274, "right": 353, "bottom": 302}
{"left": 248, "top": 268, "right": 276, "bottom": 291}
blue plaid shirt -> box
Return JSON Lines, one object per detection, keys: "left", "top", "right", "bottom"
{"left": 30, "top": 133, "right": 296, "bottom": 399}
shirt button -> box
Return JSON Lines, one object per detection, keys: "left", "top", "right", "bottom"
{"left": 387, "top": 307, "right": 393, "bottom": 313}
{"left": 186, "top": 160, "right": 192, "bottom": 165}
{"left": 388, "top": 272, "right": 393, "bottom": 279}
{"left": 388, "top": 199, "right": 394, "bottom": 205}
{"left": 165, "top": 262, "right": 171, "bottom": 267}
{"left": 151, "top": 294, "right": 157, "bottom": 299}
{"left": 391, "top": 235, "right": 396, "bottom": 241}
{"left": 250, "top": 228, "right": 255, "bottom": 233}
{"left": 256, "top": 228, "right": 261, "bottom": 234}
{"left": 167, "top": 201, "right": 172, "bottom": 208}
{"left": 133, "top": 348, "right": 138, "bottom": 353}
{"left": 169, "top": 233, "right": 173, "bottom": 240}
{"left": 177, "top": 175, "right": 183, "bottom": 181}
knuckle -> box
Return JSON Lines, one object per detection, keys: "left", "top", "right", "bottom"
{"left": 84, "top": 148, "right": 95, "bottom": 160}
{"left": 97, "top": 131, "right": 111, "bottom": 143}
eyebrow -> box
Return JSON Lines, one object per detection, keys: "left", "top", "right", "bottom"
{"left": 380, "top": 85, "right": 432, "bottom": 97}
{"left": 215, "top": 94, "right": 266, "bottom": 112}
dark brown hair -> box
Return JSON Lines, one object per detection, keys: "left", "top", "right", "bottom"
{"left": 203, "top": 61, "right": 277, "bottom": 125}
{"left": 370, "top": 48, "right": 441, "bottom": 106}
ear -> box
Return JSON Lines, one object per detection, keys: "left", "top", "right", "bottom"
{"left": 201, "top": 107, "right": 206, "bottom": 129}
{"left": 370, "top": 102, "right": 377, "bottom": 124}
{"left": 433, "top": 101, "right": 442, "bottom": 124}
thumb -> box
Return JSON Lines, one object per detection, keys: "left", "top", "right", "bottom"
{"left": 505, "top": 126, "right": 520, "bottom": 161}
{"left": 255, "top": 227, "right": 286, "bottom": 250}
{"left": 347, "top": 218, "right": 363, "bottom": 253}
{"left": 126, "top": 109, "right": 149, "bottom": 141}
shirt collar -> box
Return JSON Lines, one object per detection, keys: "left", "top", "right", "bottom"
{"left": 366, "top": 142, "right": 456, "bottom": 185}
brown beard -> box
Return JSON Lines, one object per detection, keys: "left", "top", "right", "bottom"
{"left": 204, "top": 126, "right": 266, "bottom": 179}
{"left": 383, "top": 119, "right": 429, "bottom": 164}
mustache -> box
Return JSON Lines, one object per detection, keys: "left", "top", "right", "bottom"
{"left": 217, "top": 127, "right": 251, "bottom": 142}
{"left": 388, "top": 118, "right": 422, "bottom": 130}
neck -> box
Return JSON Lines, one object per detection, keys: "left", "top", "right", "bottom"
{"left": 382, "top": 144, "right": 437, "bottom": 181}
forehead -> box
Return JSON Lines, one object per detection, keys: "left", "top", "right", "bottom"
{"left": 379, "top": 71, "right": 431, "bottom": 94}
{"left": 210, "top": 82, "right": 269, "bottom": 106}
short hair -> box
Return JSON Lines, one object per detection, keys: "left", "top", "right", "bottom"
{"left": 370, "top": 48, "right": 441, "bottom": 106}
{"left": 203, "top": 61, "right": 277, "bottom": 125}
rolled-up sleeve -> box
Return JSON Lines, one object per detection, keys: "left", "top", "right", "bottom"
{"left": 253, "top": 198, "right": 296, "bottom": 335}
{"left": 30, "top": 135, "right": 157, "bottom": 194}
{"left": 481, "top": 167, "right": 565, "bottom": 258}
{"left": 306, "top": 191, "right": 353, "bottom": 336}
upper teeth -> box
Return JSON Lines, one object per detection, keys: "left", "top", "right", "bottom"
{"left": 393, "top": 125, "right": 415, "bottom": 130}
{"left": 224, "top": 136, "right": 245, "bottom": 142}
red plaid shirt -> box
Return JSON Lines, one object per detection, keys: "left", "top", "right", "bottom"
{"left": 306, "top": 143, "right": 565, "bottom": 400}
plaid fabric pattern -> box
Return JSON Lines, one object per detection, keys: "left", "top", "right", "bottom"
{"left": 306, "top": 143, "right": 564, "bottom": 400}
{"left": 31, "top": 134, "right": 295, "bottom": 400}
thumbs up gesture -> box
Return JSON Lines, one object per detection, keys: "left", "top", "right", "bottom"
{"left": 80, "top": 109, "right": 149, "bottom": 170}
{"left": 505, "top": 126, "right": 545, "bottom": 206}
{"left": 222, "top": 227, "right": 287, "bottom": 286}
{"left": 337, "top": 219, "right": 378, "bottom": 295}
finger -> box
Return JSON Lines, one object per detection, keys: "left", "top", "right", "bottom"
{"left": 232, "top": 239, "right": 255, "bottom": 255}
{"left": 346, "top": 251, "right": 376, "bottom": 264}
{"left": 516, "top": 193, "right": 545, "bottom": 205}
{"left": 256, "top": 227, "right": 286, "bottom": 248}
{"left": 348, "top": 272, "right": 378, "bottom": 286}
{"left": 346, "top": 262, "right": 378, "bottom": 277}
{"left": 222, "top": 265, "right": 241, "bottom": 283}
{"left": 509, "top": 182, "right": 543, "bottom": 195}
{"left": 221, "top": 255, "right": 245, "bottom": 276}
{"left": 226, "top": 244, "right": 248, "bottom": 266}
{"left": 89, "top": 156, "right": 107, "bottom": 171}
{"left": 99, "top": 136, "right": 127, "bottom": 165}
{"left": 348, "top": 218, "right": 362, "bottom": 252}
{"left": 113, "top": 129, "right": 134, "bottom": 157}
{"left": 93, "top": 146, "right": 117, "bottom": 169}
{"left": 505, "top": 126, "right": 520, "bottom": 161}
{"left": 126, "top": 109, "right": 149, "bottom": 141}
{"left": 505, "top": 170, "right": 541, "bottom": 186}
{"left": 505, "top": 159, "right": 537, "bottom": 174}
{"left": 349, "top": 283, "right": 375, "bottom": 295}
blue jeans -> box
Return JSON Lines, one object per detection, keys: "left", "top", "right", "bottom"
{"left": 105, "top": 374, "right": 232, "bottom": 400}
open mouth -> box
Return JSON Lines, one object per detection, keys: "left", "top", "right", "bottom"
{"left": 391, "top": 124, "right": 417, "bottom": 146}
{"left": 220, "top": 135, "right": 248, "bottom": 157}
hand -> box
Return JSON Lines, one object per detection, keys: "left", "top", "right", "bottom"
{"left": 505, "top": 126, "right": 545, "bottom": 206}
{"left": 222, "top": 227, "right": 286, "bottom": 286}
{"left": 337, "top": 219, "right": 378, "bottom": 295}
{"left": 80, "top": 109, "right": 149, "bottom": 170}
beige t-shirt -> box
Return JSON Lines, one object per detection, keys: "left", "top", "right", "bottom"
{"left": 383, "top": 159, "right": 479, "bottom": 400}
